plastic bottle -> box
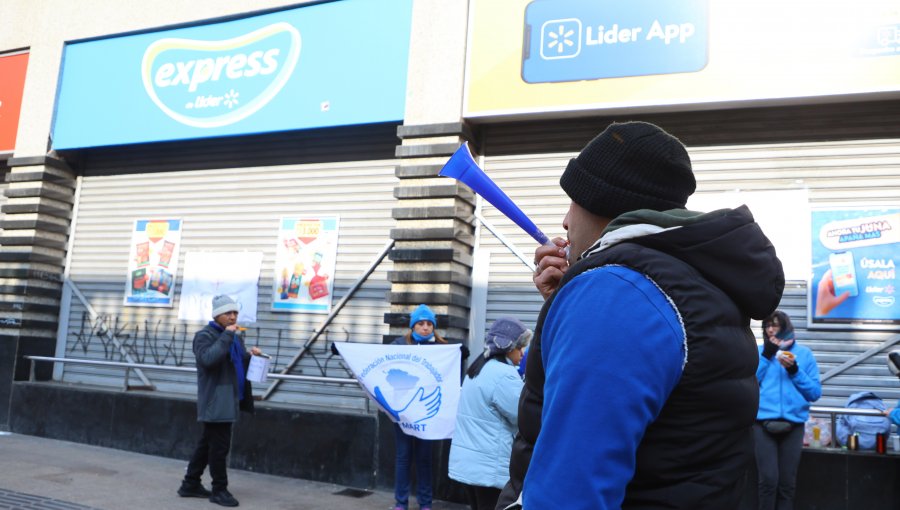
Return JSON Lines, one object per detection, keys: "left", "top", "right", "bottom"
{"left": 812, "top": 425, "right": 821, "bottom": 448}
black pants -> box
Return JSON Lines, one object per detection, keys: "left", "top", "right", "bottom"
{"left": 753, "top": 421, "right": 804, "bottom": 510}
{"left": 464, "top": 484, "right": 502, "bottom": 510}
{"left": 184, "top": 422, "right": 232, "bottom": 492}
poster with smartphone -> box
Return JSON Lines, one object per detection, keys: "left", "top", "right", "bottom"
{"left": 271, "top": 216, "right": 339, "bottom": 313}
{"left": 124, "top": 219, "right": 182, "bottom": 307}
{"left": 809, "top": 208, "right": 900, "bottom": 328}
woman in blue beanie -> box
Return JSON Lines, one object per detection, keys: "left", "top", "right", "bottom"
{"left": 389, "top": 304, "right": 446, "bottom": 510}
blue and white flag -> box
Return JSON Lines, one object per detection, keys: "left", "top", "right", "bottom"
{"left": 335, "top": 342, "right": 461, "bottom": 440}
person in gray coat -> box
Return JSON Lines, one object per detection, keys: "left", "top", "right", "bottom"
{"left": 177, "top": 294, "right": 260, "bottom": 507}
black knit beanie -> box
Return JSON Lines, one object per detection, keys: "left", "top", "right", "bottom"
{"left": 560, "top": 121, "right": 696, "bottom": 219}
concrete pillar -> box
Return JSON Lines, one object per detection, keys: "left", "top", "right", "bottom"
{"left": 0, "top": 155, "right": 75, "bottom": 426}
{"left": 384, "top": 0, "right": 472, "bottom": 344}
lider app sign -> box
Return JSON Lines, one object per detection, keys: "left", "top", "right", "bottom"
{"left": 521, "top": 0, "right": 708, "bottom": 83}
{"left": 52, "top": 0, "right": 412, "bottom": 149}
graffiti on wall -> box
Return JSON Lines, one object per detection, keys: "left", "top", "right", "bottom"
{"left": 68, "top": 311, "right": 350, "bottom": 377}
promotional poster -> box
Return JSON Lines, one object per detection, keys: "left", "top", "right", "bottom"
{"left": 124, "top": 219, "right": 182, "bottom": 307}
{"left": 809, "top": 208, "right": 899, "bottom": 328}
{"left": 272, "top": 216, "right": 339, "bottom": 313}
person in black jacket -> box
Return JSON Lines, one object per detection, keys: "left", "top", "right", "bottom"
{"left": 499, "top": 122, "right": 784, "bottom": 509}
{"left": 177, "top": 294, "right": 260, "bottom": 507}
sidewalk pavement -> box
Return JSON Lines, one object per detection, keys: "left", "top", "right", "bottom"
{"left": 0, "top": 432, "right": 469, "bottom": 510}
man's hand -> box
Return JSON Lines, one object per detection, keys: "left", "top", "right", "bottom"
{"left": 250, "top": 346, "right": 262, "bottom": 356}
{"left": 533, "top": 237, "right": 569, "bottom": 300}
{"left": 815, "top": 269, "right": 850, "bottom": 316}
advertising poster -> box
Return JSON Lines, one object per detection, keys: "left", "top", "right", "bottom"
{"left": 177, "top": 252, "right": 263, "bottom": 323}
{"left": 334, "top": 342, "right": 462, "bottom": 440}
{"left": 809, "top": 208, "right": 900, "bottom": 328}
{"left": 272, "top": 216, "right": 339, "bottom": 313}
{"left": 466, "top": 0, "right": 900, "bottom": 118}
{"left": 124, "top": 219, "right": 182, "bottom": 307}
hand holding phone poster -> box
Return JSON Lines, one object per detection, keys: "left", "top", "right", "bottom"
{"left": 334, "top": 342, "right": 461, "bottom": 440}
{"left": 272, "top": 217, "right": 339, "bottom": 313}
{"left": 124, "top": 219, "right": 182, "bottom": 307}
{"left": 177, "top": 252, "right": 263, "bottom": 323}
{"left": 810, "top": 209, "right": 900, "bottom": 328}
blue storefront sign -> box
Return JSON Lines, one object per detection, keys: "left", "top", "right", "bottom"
{"left": 52, "top": 0, "right": 412, "bottom": 149}
{"left": 520, "top": 0, "right": 708, "bottom": 84}
{"left": 809, "top": 208, "right": 900, "bottom": 328}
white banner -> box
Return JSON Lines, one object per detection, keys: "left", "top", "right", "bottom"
{"left": 177, "top": 251, "right": 263, "bottom": 323}
{"left": 335, "top": 342, "right": 462, "bottom": 440}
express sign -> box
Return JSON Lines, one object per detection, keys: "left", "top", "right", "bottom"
{"left": 53, "top": 0, "right": 412, "bottom": 149}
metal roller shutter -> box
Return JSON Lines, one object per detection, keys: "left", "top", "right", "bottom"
{"left": 60, "top": 155, "right": 397, "bottom": 413}
{"left": 478, "top": 137, "right": 900, "bottom": 408}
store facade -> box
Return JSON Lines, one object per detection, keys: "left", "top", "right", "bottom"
{"left": 2, "top": 0, "right": 899, "bottom": 503}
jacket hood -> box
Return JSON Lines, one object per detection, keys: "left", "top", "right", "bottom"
{"left": 595, "top": 205, "right": 784, "bottom": 320}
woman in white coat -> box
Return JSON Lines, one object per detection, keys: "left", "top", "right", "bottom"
{"left": 449, "top": 317, "right": 532, "bottom": 510}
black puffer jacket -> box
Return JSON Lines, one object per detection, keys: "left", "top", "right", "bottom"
{"left": 497, "top": 206, "right": 784, "bottom": 509}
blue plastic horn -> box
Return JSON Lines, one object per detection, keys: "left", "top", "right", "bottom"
{"left": 439, "top": 142, "right": 549, "bottom": 245}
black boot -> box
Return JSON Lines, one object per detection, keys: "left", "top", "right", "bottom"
{"left": 209, "top": 489, "right": 240, "bottom": 507}
{"left": 177, "top": 480, "right": 212, "bottom": 498}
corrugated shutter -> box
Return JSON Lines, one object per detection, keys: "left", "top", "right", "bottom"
{"left": 479, "top": 137, "right": 900, "bottom": 408}
{"left": 0, "top": 162, "right": 8, "bottom": 241}
{"left": 61, "top": 156, "right": 397, "bottom": 413}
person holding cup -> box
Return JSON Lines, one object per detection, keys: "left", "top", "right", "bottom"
{"left": 177, "top": 294, "right": 261, "bottom": 507}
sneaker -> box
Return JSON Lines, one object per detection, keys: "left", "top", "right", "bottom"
{"left": 177, "top": 481, "right": 211, "bottom": 498}
{"left": 420, "top": 507, "right": 432, "bottom": 510}
{"left": 392, "top": 506, "right": 406, "bottom": 510}
{"left": 209, "top": 489, "right": 240, "bottom": 507}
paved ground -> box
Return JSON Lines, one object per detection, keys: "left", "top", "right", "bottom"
{"left": 0, "top": 432, "right": 468, "bottom": 510}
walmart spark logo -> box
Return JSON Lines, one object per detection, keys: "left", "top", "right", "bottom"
{"left": 141, "top": 23, "right": 300, "bottom": 128}
{"left": 541, "top": 18, "right": 582, "bottom": 60}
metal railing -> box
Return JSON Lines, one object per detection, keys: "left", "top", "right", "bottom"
{"left": 25, "top": 355, "right": 358, "bottom": 390}
{"left": 808, "top": 405, "right": 891, "bottom": 451}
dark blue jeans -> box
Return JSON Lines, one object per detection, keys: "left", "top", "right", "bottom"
{"left": 393, "top": 423, "right": 433, "bottom": 508}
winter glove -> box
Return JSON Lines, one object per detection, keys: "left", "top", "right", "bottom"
{"left": 786, "top": 362, "right": 799, "bottom": 375}
{"left": 762, "top": 338, "right": 779, "bottom": 360}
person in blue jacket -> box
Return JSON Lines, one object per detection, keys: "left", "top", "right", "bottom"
{"left": 755, "top": 310, "right": 821, "bottom": 510}
{"left": 449, "top": 317, "right": 531, "bottom": 510}
{"left": 499, "top": 121, "right": 785, "bottom": 510}
{"left": 389, "top": 304, "right": 446, "bottom": 510}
